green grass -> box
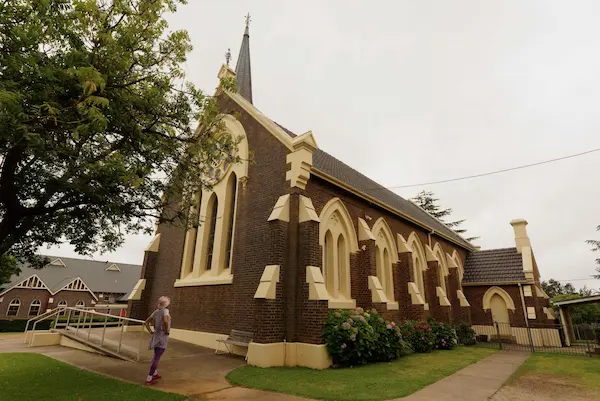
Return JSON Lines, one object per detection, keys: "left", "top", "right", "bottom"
{"left": 227, "top": 347, "right": 496, "bottom": 401}
{"left": 511, "top": 353, "right": 600, "bottom": 391}
{"left": 0, "top": 353, "right": 185, "bottom": 401}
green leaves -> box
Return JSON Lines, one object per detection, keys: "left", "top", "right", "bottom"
{"left": 0, "top": 0, "right": 239, "bottom": 266}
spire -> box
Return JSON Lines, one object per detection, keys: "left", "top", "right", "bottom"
{"left": 235, "top": 13, "right": 253, "bottom": 104}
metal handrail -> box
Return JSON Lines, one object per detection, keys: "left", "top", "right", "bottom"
{"left": 24, "top": 307, "right": 63, "bottom": 342}
{"left": 29, "top": 308, "right": 61, "bottom": 346}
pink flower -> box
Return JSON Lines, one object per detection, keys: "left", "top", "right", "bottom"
{"left": 364, "top": 313, "right": 370, "bottom": 318}
{"left": 350, "top": 334, "right": 356, "bottom": 341}
{"left": 335, "top": 312, "right": 342, "bottom": 318}
{"left": 386, "top": 324, "right": 392, "bottom": 329}
{"left": 341, "top": 343, "right": 347, "bottom": 350}
{"left": 342, "top": 322, "right": 351, "bottom": 330}
{"left": 391, "top": 322, "right": 396, "bottom": 327}
{"left": 359, "top": 316, "right": 366, "bottom": 323}
{"left": 356, "top": 307, "right": 364, "bottom": 313}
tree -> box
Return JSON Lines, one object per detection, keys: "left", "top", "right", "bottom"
{"left": 541, "top": 278, "right": 576, "bottom": 298}
{"left": 586, "top": 225, "right": 600, "bottom": 279}
{"left": 0, "top": 0, "right": 239, "bottom": 282}
{"left": 410, "top": 190, "right": 479, "bottom": 242}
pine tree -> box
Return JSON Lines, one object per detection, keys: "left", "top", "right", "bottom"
{"left": 586, "top": 225, "right": 600, "bottom": 279}
{"left": 410, "top": 191, "right": 479, "bottom": 242}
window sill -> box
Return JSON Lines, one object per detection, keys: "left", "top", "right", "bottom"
{"left": 386, "top": 301, "right": 399, "bottom": 310}
{"left": 174, "top": 274, "right": 233, "bottom": 287}
{"left": 328, "top": 298, "right": 356, "bottom": 309}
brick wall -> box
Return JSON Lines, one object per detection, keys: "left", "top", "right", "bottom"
{"left": 136, "top": 94, "right": 290, "bottom": 339}
{"left": 463, "top": 285, "right": 527, "bottom": 327}
{"left": 0, "top": 288, "right": 95, "bottom": 319}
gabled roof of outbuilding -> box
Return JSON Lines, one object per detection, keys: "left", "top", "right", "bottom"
{"left": 463, "top": 247, "right": 526, "bottom": 284}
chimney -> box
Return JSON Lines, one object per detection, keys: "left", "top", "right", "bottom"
{"left": 510, "top": 219, "right": 530, "bottom": 253}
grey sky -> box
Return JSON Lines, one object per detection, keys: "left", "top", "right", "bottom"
{"left": 47, "top": 0, "right": 600, "bottom": 290}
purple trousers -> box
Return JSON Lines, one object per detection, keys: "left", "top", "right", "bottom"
{"left": 149, "top": 347, "right": 165, "bottom": 376}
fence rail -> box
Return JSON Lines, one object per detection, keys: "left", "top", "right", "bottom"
{"left": 473, "top": 321, "right": 598, "bottom": 357}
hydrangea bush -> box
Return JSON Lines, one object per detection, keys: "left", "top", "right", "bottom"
{"left": 322, "top": 308, "right": 409, "bottom": 367}
{"left": 429, "top": 319, "right": 457, "bottom": 350}
{"left": 454, "top": 321, "right": 477, "bottom": 346}
{"left": 400, "top": 320, "right": 435, "bottom": 353}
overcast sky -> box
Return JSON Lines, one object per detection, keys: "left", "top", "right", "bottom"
{"left": 47, "top": 0, "right": 600, "bottom": 290}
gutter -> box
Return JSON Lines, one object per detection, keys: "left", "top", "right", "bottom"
{"left": 462, "top": 280, "right": 529, "bottom": 287}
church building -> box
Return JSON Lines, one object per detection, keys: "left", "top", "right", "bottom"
{"left": 128, "top": 21, "right": 558, "bottom": 368}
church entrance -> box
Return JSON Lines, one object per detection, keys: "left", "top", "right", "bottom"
{"left": 490, "top": 294, "right": 511, "bottom": 336}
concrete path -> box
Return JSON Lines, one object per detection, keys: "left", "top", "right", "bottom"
{"left": 0, "top": 333, "right": 308, "bottom": 401}
{"left": 397, "top": 351, "right": 530, "bottom": 401}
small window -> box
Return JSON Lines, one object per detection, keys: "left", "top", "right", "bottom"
{"left": 204, "top": 194, "right": 219, "bottom": 271}
{"left": 523, "top": 285, "right": 533, "bottom": 297}
{"left": 57, "top": 300, "right": 68, "bottom": 316}
{"left": 223, "top": 173, "right": 238, "bottom": 270}
{"left": 7, "top": 299, "right": 20, "bottom": 317}
{"left": 28, "top": 300, "right": 41, "bottom": 316}
{"left": 527, "top": 306, "right": 536, "bottom": 319}
{"left": 74, "top": 300, "right": 85, "bottom": 316}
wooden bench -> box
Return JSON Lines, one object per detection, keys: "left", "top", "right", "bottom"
{"left": 216, "top": 330, "right": 253, "bottom": 358}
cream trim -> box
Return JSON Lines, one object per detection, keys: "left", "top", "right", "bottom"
{"left": 285, "top": 147, "right": 313, "bottom": 189}
{"left": 299, "top": 195, "right": 320, "bottom": 223}
{"left": 310, "top": 169, "right": 476, "bottom": 252}
{"left": 521, "top": 246, "right": 535, "bottom": 281}
{"left": 105, "top": 263, "right": 121, "bottom": 272}
{"left": 387, "top": 301, "right": 399, "bottom": 310}
{"left": 319, "top": 198, "right": 359, "bottom": 253}
{"left": 543, "top": 307, "right": 556, "bottom": 320}
{"left": 49, "top": 258, "right": 66, "bottom": 267}
{"left": 0, "top": 274, "right": 50, "bottom": 296}
{"left": 436, "top": 286, "right": 451, "bottom": 306}
{"left": 523, "top": 285, "right": 533, "bottom": 297}
{"left": 510, "top": 219, "right": 531, "bottom": 253}
{"left": 145, "top": 233, "right": 161, "bottom": 252}
{"left": 328, "top": 299, "right": 356, "bottom": 309}
{"left": 425, "top": 245, "right": 437, "bottom": 262}
{"left": 432, "top": 244, "right": 449, "bottom": 276}
{"left": 268, "top": 195, "right": 290, "bottom": 222}
{"left": 407, "top": 232, "right": 428, "bottom": 302}
{"left": 446, "top": 253, "right": 458, "bottom": 268}
{"left": 536, "top": 286, "right": 550, "bottom": 299}
{"left": 127, "top": 279, "right": 146, "bottom": 301}
{"left": 170, "top": 328, "right": 247, "bottom": 356}
{"left": 247, "top": 342, "right": 331, "bottom": 369}
{"left": 408, "top": 282, "right": 425, "bottom": 305}
{"left": 368, "top": 275, "right": 388, "bottom": 303}
{"left": 174, "top": 273, "right": 233, "bottom": 287}
{"left": 53, "top": 277, "right": 98, "bottom": 301}
{"left": 462, "top": 281, "right": 527, "bottom": 286}
{"left": 397, "top": 234, "right": 412, "bottom": 253}
{"left": 306, "top": 266, "right": 329, "bottom": 301}
{"left": 254, "top": 265, "right": 280, "bottom": 299}
{"left": 224, "top": 91, "right": 295, "bottom": 151}
{"left": 358, "top": 218, "right": 375, "bottom": 241}
{"left": 372, "top": 218, "right": 399, "bottom": 263}
{"left": 457, "top": 290, "right": 470, "bottom": 307}
{"left": 482, "top": 286, "right": 516, "bottom": 311}
{"left": 527, "top": 306, "right": 537, "bottom": 319}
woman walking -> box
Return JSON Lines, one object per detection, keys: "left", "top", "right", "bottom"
{"left": 144, "top": 296, "right": 171, "bottom": 385}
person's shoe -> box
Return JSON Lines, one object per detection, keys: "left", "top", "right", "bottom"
{"left": 145, "top": 379, "right": 159, "bottom": 385}
{"left": 153, "top": 374, "right": 162, "bottom": 380}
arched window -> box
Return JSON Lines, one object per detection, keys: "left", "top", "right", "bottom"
{"left": 74, "top": 300, "right": 85, "bottom": 316}
{"left": 319, "top": 198, "right": 359, "bottom": 308}
{"left": 372, "top": 218, "right": 398, "bottom": 303}
{"left": 181, "top": 191, "right": 202, "bottom": 278}
{"left": 57, "top": 300, "right": 68, "bottom": 316}
{"left": 28, "top": 300, "right": 41, "bottom": 316}
{"left": 204, "top": 194, "right": 218, "bottom": 272}
{"left": 7, "top": 299, "right": 20, "bottom": 316}
{"left": 222, "top": 172, "right": 238, "bottom": 271}
{"left": 433, "top": 244, "right": 448, "bottom": 293}
{"left": 408, "top": 233, "right": 427, "bottom": 303}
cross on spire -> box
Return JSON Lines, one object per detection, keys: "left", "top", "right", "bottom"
{"left": 225, "top": 48, "right": 231, "bottom": 66}
{"left": 245, "top": 13, "right": 251, "bottom": 28}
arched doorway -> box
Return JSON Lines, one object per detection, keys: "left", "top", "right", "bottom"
{"left": 490, "top": 294, "right": 511, "bottom": 336}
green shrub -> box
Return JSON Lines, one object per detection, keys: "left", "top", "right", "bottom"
{"left": 0, "top": 320, "right": 51, "bottom": 332}
{"left": 455, "top": 321, "right": 477, "bottom": 346}
{"left": 322, "top": 308, "right": 409, "bottom": 367}
{"left": 429, "top": 319, "right": 457, "bottom": 350}
{"left": 400, "top": 320, "right": 435, "bottom": 353}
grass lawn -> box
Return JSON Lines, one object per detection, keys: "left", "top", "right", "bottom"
{"left": 511, "top": 353, "right": 600, "bottom": 391}
{"left": 0, "top": 353, "right": 185, "bottom": 401}
{"left": 227, "top": 347, "right": 496, "bottom": 401}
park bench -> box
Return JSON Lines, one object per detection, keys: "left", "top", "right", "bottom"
{"left": 216, "top": 329, "right": 253, "bottom": 358}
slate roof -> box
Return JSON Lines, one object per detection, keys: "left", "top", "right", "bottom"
{"left": 0, "top": 256, "right": 141, "bottom": 295}
{"left": 235, "top": 25, "right": 253, "bottom": 104}
{"left": 463, "top": 247, "right": 526, "bottom": 283}
{"left": 275, "top": 123, "right": 473, "bottom": 250}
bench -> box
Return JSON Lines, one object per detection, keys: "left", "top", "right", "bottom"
{"left": 216, "top": 330, "right": 253, "bottom": 358}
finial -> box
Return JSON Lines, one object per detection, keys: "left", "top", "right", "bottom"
{"left": 225, "top": 48, "right": 231, "bottom": 66}
{"left": 245, "top": 13, "right": 251, "bottom": 28}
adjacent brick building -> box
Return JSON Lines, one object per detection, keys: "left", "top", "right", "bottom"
{"left": 0, "top": 256, "right": 141, "bottom": 319}
{"left": 128, "top": 23, "right": 557, "bottom": 368}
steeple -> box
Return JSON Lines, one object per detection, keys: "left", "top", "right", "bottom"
{"left": 235, "top": 13, "right": 253, "bottom": 104}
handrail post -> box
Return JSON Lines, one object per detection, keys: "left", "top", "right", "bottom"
{"left": 101, "top": 314, "right": 108, "bottom": 347}
{"left": 494, "top": 321, "right": 503, "bottom": 350}
{"left": 87, "top": 310, "right": 93, "bottom": 341}
{"left": 65, "top": 309, "right": 71, "bottom": 331}
{"left": 117, "top": 318, "right": 125, "bottom": 353}
{"left": 75, "top": 309, "right": 83, "bottom": 337}
{"left": 53, "top": 308, "right": 60, "bottom": 330}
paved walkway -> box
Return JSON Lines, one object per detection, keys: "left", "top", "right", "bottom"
{"left": 0, "top": 333, "right": 308, "bottom": 400}
{"left": 398, "top": 351, "right": 530, "bottom": 401}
